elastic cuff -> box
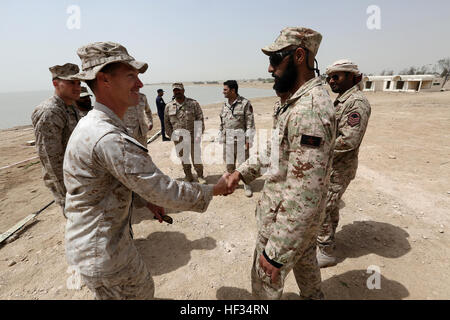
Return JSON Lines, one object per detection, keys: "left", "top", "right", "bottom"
{"left": 263, "top": 250, "right": 283, "bottom": 269}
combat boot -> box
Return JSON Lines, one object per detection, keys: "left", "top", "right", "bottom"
{"left": 183, "top": 171, "right": 194, "bottom": 183}
{"left": 316, "top": 247, "right": 337, "bottom": 268}
{"left": 244, "top": 183, "right": 253, "bottom": 197}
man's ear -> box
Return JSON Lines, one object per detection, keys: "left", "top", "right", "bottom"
{"left": 294, "top": 47, "right": 306, "bottom": 65}
{"left": 354, "top": 74, "right": 363, "bottom": 84}
{"left": 52, "top": 79, "right": 59, "bottom": 88}
{"left": 97, "top": 72, "right": 110, "bottom": 87}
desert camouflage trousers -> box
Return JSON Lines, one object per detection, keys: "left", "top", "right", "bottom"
{"left": 251, "top": 234, "right": 323, "bottom": 300}
{"left": 174, "top": 139, "right": 204, "bottom": 177}
{"left": 80, "top": 252, "right": 154, "bottom": 300}
{"left": 317, "top": 172, "right": 352, "bottom": 254}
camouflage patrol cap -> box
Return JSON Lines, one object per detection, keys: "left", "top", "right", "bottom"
{"left": 49, "top": 63, "right": 80, "bottom": 80}
{"left": 73, "top": 42, "right": 148, "bottom": 81}
{"left": 326, "top": 59, "right": 360, "bottom": 75}
{"left": 262, "top": 27, "right": 322, "bottom": 57}
{"left": 172, "top": 83, "right": 184, "bottom": 90}
{"left": 79, "top": 86, "right": 92, "bottom": 98}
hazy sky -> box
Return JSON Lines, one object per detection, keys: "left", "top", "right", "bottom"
{"left": 0, "top": 0, "right": 449, "bottom": 92}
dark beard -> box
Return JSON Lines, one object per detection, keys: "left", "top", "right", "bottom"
{"left": 272, "top": 55, "right": 297, "bottom": 93}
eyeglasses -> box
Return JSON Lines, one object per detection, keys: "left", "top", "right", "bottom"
{"left": 269, "top": 49, "right": 297, "bottom": 67}
{"left": 326, "top": 74, "right": 340, "bottom": 82}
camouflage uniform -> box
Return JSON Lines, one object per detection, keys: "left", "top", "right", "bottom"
{"left": 66, "top": 42, "right": 213, "bottom": 300}
{"left": 236, "top": 27, "right": 336, "bottom": 300}
{"left": 219, "top": 95, "right": 255, "bottom": 173}
{"left": 31, "top": 63, "right": 80, "bottom": 213}
{"left": 237, "top": 77, "right": 336, "bottom": 299}
{"left": 317, "top": 84, "right": 371, "bottom": 254}
{"left": 164, "top": 91, "right": 205, "bottom": 178}
{"left": 64, "top": 102, "right": 213, "bottom": 299}
{"left": 123, "top": 93, "right": 153, "bottom": 146}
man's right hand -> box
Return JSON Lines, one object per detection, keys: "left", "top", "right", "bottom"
{"left": 227, "top": 171, "right": 241, "bottom": 191}
{"left": 213, "top": 173, "right": 236, "bottom": 196}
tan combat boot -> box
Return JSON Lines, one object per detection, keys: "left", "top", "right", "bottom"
{"left": 316, "top": 247, "right": 337, "bottom": 268}
{"left": 244, "top": 183, "right": 253, "bottom": 197}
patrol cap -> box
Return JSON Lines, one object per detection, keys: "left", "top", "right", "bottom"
{"left": 326, "top": 59, "right": 360, "bottom": 75}
{"left": 49, "top": 63, "right": 80, "bottom": 80}
{"left": 157, "top": 88, "right": 164, "bottom": 93}
{"left": 262, "top": 27, "right": 322, "bottom": 57}
{"left": 73, "top": 42, "right": 148, "bottom": 81}
{"left": 172, "top": 83, "right": 184, "bottom": 90}
{"left": 80, "top": 86, "right": 92, "bottom": 98}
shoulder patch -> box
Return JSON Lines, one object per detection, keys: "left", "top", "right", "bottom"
{"left": 120, "top": 132, "right": 148, "bottom": 152}
{"left": 300, "top": 134, "right": 322, "bottom": 148}
{"left": 347, "top": 112, "right": 361, "bottom": 127}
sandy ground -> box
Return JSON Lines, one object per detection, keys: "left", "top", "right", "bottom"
{"left": 0, "top": 87, "right": 449, "bottom": 300}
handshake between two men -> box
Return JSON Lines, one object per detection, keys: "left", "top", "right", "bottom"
{"left": 148, "top": 170, "right": 245, "bottom": 223}
{"left": 212, "top": 170, "right": 243, "bottom": 196}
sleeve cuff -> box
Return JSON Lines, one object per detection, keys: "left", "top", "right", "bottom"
{"left": 263, "top": 250, "right": 283, "bottom": 268}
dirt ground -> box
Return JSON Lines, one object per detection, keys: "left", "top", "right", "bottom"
{"left": 0, "top": 88, "right": 449, "bottom": 300}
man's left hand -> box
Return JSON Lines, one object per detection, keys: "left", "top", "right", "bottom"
{"left": 148, "top": 124, "right": 153, "bottom": 131}
{"left": 147, "top": 202, "right": 165, "bottom": 223}
{"left": 259, "top": 254, "right": 280, "bottom": 284}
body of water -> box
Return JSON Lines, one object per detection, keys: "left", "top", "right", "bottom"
{"left": 0, "top": 84, "right": 275, "bottom": 130}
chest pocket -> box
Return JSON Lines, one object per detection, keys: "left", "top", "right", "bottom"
{"left": 184, "top": 108, "right": 195, "bottom": 121}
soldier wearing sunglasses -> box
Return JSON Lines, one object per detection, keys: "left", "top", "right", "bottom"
{"left": 226, "top": 27, "right": 336, "bottom": 300}
{"left": 317, "top": 60, "right": 372, "bottom": 268}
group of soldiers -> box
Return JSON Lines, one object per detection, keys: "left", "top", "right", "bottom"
{"left": 30, "top": 26, "right": 370, "bottom": 300}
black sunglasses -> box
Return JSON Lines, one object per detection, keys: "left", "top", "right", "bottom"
{"left": 269, "top": 49, "right": 297, "bottom": 67}
{"left": 326, "top": 74, "right": 340, "bottom": 82}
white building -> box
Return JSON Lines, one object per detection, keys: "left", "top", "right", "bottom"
{"left": 362, "top": 75, "right": 444, "bottom": 93}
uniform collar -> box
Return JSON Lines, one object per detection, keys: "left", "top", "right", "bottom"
{"left": 225, "top": 95, "right": 242, "bottom": 108}
{"left": 93, "top": 102, "right": 128, "bottom": 131}
{"left": 337, "top": 84, "right": 359, "bottom": 103}
{"left": 286, "top": 77, "right": 322, "bottom": 105}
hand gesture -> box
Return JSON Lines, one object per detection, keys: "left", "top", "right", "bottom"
{"left": 227, "top": 171, "right": 241, "bottom": 191}
{"left": 259, "top": 254, "right": 280, "bottom": 284}
{"left": 146, "top": 202, "right": 166, "bottom": 223}
{"left": 213, "top": 173, "right": 236, "bottom": 196}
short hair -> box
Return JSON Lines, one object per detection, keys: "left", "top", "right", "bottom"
{"left": 85, "top": 62, "right": 124, "bottom": 93}
{"left": 223, "top": 80, "right": 238, "bottom": 94}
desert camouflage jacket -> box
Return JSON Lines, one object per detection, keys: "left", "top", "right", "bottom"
{"left": 219, "top": 95, "right": 255, "bottom": 144}
{"left": 164, "top": 97, "right": 205, "bottom": 140}
{"left": 63, "top": 102, "right": 213, "bottom": 277}
{"left": 31, "top": 94, "right": 80, "bottom": 207}
{"left": 332, "top": 84, "right": 371, "bottom": 180}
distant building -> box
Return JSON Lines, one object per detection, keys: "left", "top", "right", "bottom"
{"left": 362, "top": 75, "right": 444, "bottom": 93}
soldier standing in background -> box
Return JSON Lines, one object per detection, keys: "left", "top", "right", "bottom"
{"left": 76, "top": 86, "right": 93, "bottom": 117}
{"left": 219, "top": 80, "right": 255, "bottom": 197}
{"left": 227, "top": 27, "right": 336, "bottom": 299}
{"left": 31, "top": 63, "right": 81, "bottom": 216}
{"left": 164, "top": 83, "right": 207, "bottom": 184}
{"left": 123, "top": 92, "right": 153, "bottom": 146}
{"left": 317, "top": 59, "right": 371, "bottom": 268}
{"left": 156, "top": 89, "right": 170, "bottom": 141}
